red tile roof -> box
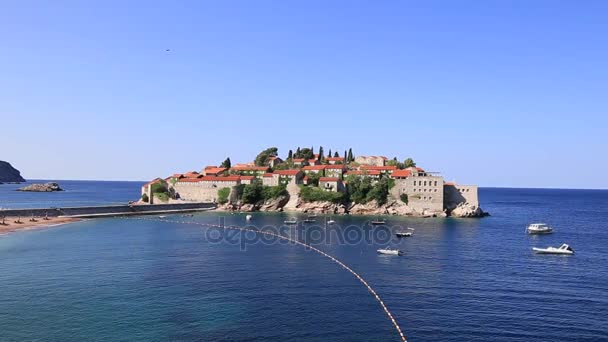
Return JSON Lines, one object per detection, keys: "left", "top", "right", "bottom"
{"left": 230, "top": 166, "right": 269, "bottom": 171}
{"left": 292, "top": 158, "right": 305, "bottom": 162}
{"left": 319, "top": 177, "right": 340, "bottom": 182}
{"left": 391, "top": 169, "right": 412, "bottom": 178}
{"left": 144, "top": 178, "right": 162, "bottom": 186}
{"left": 324, "top": 165, "right": 345, "bottom": 169}
{"left": 178, "top": 176, "right": 241, "bottom": 182}
{"left": 345, "top": 170, "right": 380, "bottom": 176}
{"left": 263, "top": 173, "right": 274, "bottom": 178}
{"left": 326, "top": 157, "right": 344, "bottom": 161}
{"left": 302, "top": 165, "right": 326, "bottom": 170}
{"left": 203, "top": 167, "right": 227, "bottom": 175}
{"left": 273, "top": 170, "right": 301, "bottom": 176}
{"left": 240, "top": 176, "right": 255, "bottom": 180}
{"left": 444, "top": 181, "right": 456, "bottom": 186}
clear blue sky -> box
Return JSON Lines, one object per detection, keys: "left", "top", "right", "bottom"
{"left": 1, "top": 1, "right": 606, "bottom": 188}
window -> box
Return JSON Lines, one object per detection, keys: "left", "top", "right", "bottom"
{"left": 434, "top": 181, "right": 437, "bottom": 186}
{"left": 429, "top": 197, "right": 432, "bottom": 201}
{"left": 424, "top": 181, "right": 427, "bottom": 186}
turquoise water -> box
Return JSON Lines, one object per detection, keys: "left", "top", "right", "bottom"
{"left": 1, "top": 185, "right": 607, "bottom": 341}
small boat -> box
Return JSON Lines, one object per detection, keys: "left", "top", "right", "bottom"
{"left": 377, "top": 248, "right": 404, "bottom": 256}
{"left": 527, "top": 223, "right": 553, "bottom": 234}
{"left": 284, "top": 218, "right": 297, "bottom": 224}
{"left": 396, "top": 232, "right": 412, "bottom": 237}
{"left": 370, "top": 218, "right": 386, "bottom": 225}
{"left": 303, "top": 218, "right": 316, "bottom": 223}
{"left": 158, "top": 215, "right": 167, "bottom": 219}
{"left": 246, "top": 214, "right": 253, "bottom": 221}
{"left": 533, "top": 244, "right": 574, "bottom": 255}
{"left": 327, "top": 219, "right": 336, "bottom": 225}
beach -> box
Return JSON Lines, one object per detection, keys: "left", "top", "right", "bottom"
{"left": 0, "top": 216, "right": 80, "bottom": 234}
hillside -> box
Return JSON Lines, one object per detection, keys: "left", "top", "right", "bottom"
{"left": 0, "top": 161, "right": 26, "bottom": 182}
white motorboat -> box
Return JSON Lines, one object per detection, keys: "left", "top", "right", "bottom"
{"left": 246, "top": 214, "right": 253, "bottom": 221}
{"left": 371, "top": 218, "right": 386, "bottom": 225}
{"left": 158, "top": 215, "right": 167, "bottom": 219}
{"left": 533, "top": 244, "right": 574, "bottom": 255}
{"left": 377, "top": 248, "right": 403, "bottom": 256}
{"left": 396, "top": 232, "right": 412, "bottom": 237}
{"left": 284, "top": 218, "right": 297, "bottom": 224}
{"left": 327, "top": 218, "right": 336, "bottom": 225}
{"left": 527, "top": 223, "right": 553, "bottom": 234}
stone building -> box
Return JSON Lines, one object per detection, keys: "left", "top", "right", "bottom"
{"left": 324, "top": 165, "right": 345, "bottom": 178}
{"left": 443, "top": 182, "right": 479, "bottom": 209}
{"left": 319, "top": 177, "right": 345, "bottom": 192}
{"left": 359, "top": 165, "right": 397, "bottom": 175}
{"left": 140, "top": 178, "right": 162, "bottom": 201}
{"left": 355, "top": 156, "right": 387, "bottom": 166}
{"left": 172, "top": 176, "right": 241, "bottom": 202}
{"left": 229, "top": 165, "right": 269, "bottom": 177}
{"left": 302, "top": 165, "right": 326, "bottom": 175}
{"left": 390, "top": 167, "right": 444, "bottom": 214}
{"left": 325, "top": 157, "right": 345, "bottom": 165}
{"left": 272, "top": 170, "right": 304, "bottom": 186}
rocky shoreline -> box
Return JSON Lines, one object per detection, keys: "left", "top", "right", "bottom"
{"left": 217, "top": 193, "right": 487, "bottom": 218}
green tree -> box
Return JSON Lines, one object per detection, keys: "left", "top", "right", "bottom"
{"left": 218, "top": 188, "right": 231, "bottom": 204}
{"left": 347, "top": 148, "right": 354, "bottom": 162}
{"left": 328, "top": 149, "right": 332, "bottom": 158}
{"left": 404, "top": 158, "right": 416, "bottom": 168}
{"left": 319, "top": 146, "right": 324, "bottom": 161}
{"left": 343, "top": 150, "right": 347, "bottom": 162}
{"left": 241, "top": 180, "right": 264, "bottom": 204}
{"left": 220, "top": 157, "right": 231, "bottom": 168}
{"left": 287, "top": 150, "right": 293, "bottom": 160}
{"left": 297, "top": 147, "right": 314, "bottom": 160}
{"left": 367, "top": 178, "right": 390, "bottom": 205}
{"left": 334, "top": 151, "right": 339, "bottom": 158}
{"left": 305, "top": 172, "right": 321, "bottom": 186}
{"left": 254, "top": 147, "right": 278, "bottom": 166}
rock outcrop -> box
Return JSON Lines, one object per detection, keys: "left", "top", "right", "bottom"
{"left": 0, "top": 161, "right": 25, "bottom": 183}
{"left": 17, "top": 182, "right": 63, "bottom": 192}
{"left": 449, "top": 203, "right": 486, "bottom": 218}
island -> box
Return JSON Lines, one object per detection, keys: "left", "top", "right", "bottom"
{"left": 0, "top": 161, "right": 25, "bottom": 183}
{"left": 17, "top": 182, "right": 63, "bottom": 192}
{"left": 140, "top": 147, "right": 486, "bottom": 218}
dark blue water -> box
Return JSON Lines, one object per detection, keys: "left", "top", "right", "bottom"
{"left": 1, "top": 185, "right": 607, "bottom": 341}
{"left": 0, "top": 179, "right": 144, "bottom": 208}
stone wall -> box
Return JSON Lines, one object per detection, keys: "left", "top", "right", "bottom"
{"left": 0, "top": 202, "right": 215, "bottom": 218}
{"left": 172, "top": 182, "right": 223, "bottom": 202}
{"left": 391, "top": 175, "right": 444, "bottom": 213}
{"left": 444, "top": 184, "right": 479, "bottom": 210}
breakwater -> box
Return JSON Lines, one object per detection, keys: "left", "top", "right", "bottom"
{"left": 0, "top": 202, "right": 216, "bottom": 218}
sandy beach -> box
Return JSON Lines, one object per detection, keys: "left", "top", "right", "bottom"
{"left": 0, "top": 216, "right": 81, "bottom": 235}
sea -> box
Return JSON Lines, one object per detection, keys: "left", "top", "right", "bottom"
{"left": 0, "top": 181, "right": 607, "bottom": 341}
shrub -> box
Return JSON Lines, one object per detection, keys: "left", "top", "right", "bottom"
{"left": 218, "top": 188, "right": 230, "bottom": 204}
{"left": 141, "top": 193, "right": 149, "bottom": 203}
{"left": 400, "top": 193, "right": 408, "bottom": 204}
{"left": 155, "top": 192, "right": 170, "bottom": 202}
{"left": 242, "top": 181, "right": 264, "bottom": 204}
{"left": 366, "top": 178, "right": 390, "bottom": 205}
{"left": 299, "top": 186, "right": 344, "bottom": 203}
{"left": 262, "top": 185, "right": 287, "bottom": 200}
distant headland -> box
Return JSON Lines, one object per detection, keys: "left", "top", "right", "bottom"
{"left": 0, "top": 161, "right": 25, "bottom": 183}
{"left": 140, "top": 147, "right": 486, "bottom": 218}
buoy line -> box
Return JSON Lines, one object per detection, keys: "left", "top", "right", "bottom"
{"left": 127, "top": 216, "right": 407, "bottom": 342}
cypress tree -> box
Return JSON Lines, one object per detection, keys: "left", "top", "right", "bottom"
{"left": 328, "top": 149, "right": 332, "bottom": 159}
{"left": 348, "top": 148, "right": 353, "bottom": 162}
{"left": 334, "top": 151, "right": 339, "bottom": 158}
{"left": 287, "top": 150, "right": 293, "bottom": 160}
{"left": 319, "top": 146, "right": 324, "bottom": 161}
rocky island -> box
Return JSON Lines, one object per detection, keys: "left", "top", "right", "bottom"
{"left": 0, "top": 161, "right": 26, "bottom": 183}
{"left": 140, "top": 147, "right": 486, "bottom": 218}
{"left": 17, "top": 182, "right": 63, "bottom": 192}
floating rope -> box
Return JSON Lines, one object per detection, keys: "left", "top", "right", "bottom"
{"left": 128, "top": 216, "right": 407, "bottom": 342}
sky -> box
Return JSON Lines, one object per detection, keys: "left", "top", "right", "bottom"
{"left": 1, "top": 1, "right": 607, "bottom": 188}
